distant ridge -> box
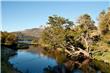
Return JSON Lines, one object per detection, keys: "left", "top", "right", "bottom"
{"left": 13, "top": 28, "right": 43, "bottom": 38}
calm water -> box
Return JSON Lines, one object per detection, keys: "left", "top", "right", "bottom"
{"left": 9, "top": 50, "right": 57, "bottom": 73}
{"left": 9, "top": 49, "right": 110, "bottom": 73}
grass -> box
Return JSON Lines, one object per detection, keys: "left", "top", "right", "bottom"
{"left": 92, "top": 32, "right": 110, "bottom": 63}
{"left": 91, "top": 59, "right": 110, "bottom": 73}
{"left": 93, "top": 51, "right": 110, "bottom": 63}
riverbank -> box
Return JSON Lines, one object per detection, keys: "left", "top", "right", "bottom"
{"left": 91, "top": 59, "right": 110, "bottom": 73}
{"left": 2, "top": 45, "right": 110, "bottom": 73}
{"left": 1, "top": 46, "right": 21, "bottom": 73}
{"left": 93, "top": 50, "right": 110, "bottom": 63}
{"left": 41, "top": 47, "right": 110, "bottom": 73}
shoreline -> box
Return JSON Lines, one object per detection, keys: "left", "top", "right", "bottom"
{"left": 1, "top": 46, "right": 22, "bottom": 73}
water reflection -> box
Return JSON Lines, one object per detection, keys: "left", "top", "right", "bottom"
{"left": 9, "top": 49, "right": 110, "bottom": 73}
{"left": 43, "top": 60, "right": 97, "bottom": 73}
{"left": 9, "top": 50, "right": 57, "bottom": 73}
{"left": 43, "top": 59, "right": 90, "bottom": 73}
{"left": 43, "top": 50, "right": 110, "bottom": 73}
{"left": 43, "top": 59, "right": 110, "bottom": 73}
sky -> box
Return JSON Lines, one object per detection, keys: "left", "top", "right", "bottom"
{"left": 1, "top": 1, "right": 110, "bottom": 32}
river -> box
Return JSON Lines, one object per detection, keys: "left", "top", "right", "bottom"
{"left": 9, "top": 50, "right": 57, "bottom": 73}
{"left": 8, "top": 47, "right": 110, "bottom": 73}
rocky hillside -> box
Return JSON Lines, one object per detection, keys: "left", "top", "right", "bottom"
{"left": 13, "top": 28, "right": 43, "bottom": 38}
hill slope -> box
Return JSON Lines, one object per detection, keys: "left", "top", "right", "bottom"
{"left": 13, "top": 28, "right": 43, "bottom": 38}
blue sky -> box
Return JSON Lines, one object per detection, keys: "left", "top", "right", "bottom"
{"left": 2, "top": 1, "right": 110, "bottom": 32}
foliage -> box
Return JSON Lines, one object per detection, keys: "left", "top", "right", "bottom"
{"left": 40, "top": 14, "right": 101, "bottom": 52}
{"left": 40, "top": 15, "right": 74, "bottom": 50}
{"left": 40, "top": 14, "right": 98, "bottom": 52}
{"left": 1, "top": 32, "right": 17, "bottom": 46}
{"left": 98, "top": 8, "right": 110, "bottom": 35}
{"left": 75, "top": 14, "right": 97, "bottom": 52}
{"left": 77, "top": 14, "right": 97, "bottom": 31}
{"left": 39, "top": 9, "right": 110, "bottom": 63}
{"left": 91, "top": 59, "right": 110, "bottom": 73}
{"left": 31, "top": 39, "right": 38, "bottom": 44}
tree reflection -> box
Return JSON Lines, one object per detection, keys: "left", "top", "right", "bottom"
{"left": 43, "top": 51, "right": 110, "bottom": 73}
{"left": 43, "top": 49, "right": 110, "bottom": 73}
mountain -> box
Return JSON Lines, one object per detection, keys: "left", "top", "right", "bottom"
{"left": 13, "top": 28, "right": 43, "bottom": 38}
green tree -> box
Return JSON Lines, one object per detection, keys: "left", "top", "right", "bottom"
{"left": 76, "top": 14, "right": 97, "bottom": 52}
{"left": 40, "top": 15, "right": 74, "bottom": 50}
{"left": 1, "top": 32, "right": 17, "bottom": 45}
{"left": 77, "top": 14, "right": 96, "bottom": 31}
{"left": 1, "top": 32, "right": 8, "bottom": 43}
{"left": 98, "top": 8, "right": 110, "bottom": 35}
{"left": 5, "top": 33, "right": 17, "bottom": 45}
